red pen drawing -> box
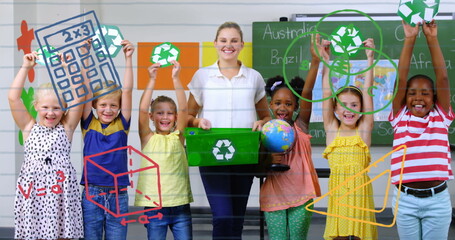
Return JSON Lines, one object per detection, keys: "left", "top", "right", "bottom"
{"left": 84, "top": 145, "right": 162, "bottom": 226}
{"left": 18, "top": 170, "right": 66, "bottom": 199}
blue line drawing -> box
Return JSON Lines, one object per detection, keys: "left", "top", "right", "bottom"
{"left": 35, "top": 11, "right": 122, "bottom": 111}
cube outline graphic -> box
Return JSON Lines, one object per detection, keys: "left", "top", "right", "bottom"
{"left": 83, "top": 145, "right": 162, "bottom": 219}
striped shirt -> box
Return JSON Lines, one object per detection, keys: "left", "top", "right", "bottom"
{"left": 389, "top": 103, "right": 454, "bottom": 185}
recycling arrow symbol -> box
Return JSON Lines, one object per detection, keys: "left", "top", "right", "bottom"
{"left": 150, "top": 42, "right": 180, "bottom": 68}
{"left": 398, "top": 0, "right": 439, "bottom": 27}
{"left": 330, "top": 24, "right": 363, "bottom": 57}
{"left": 94, "top": 24, "right": 124, "bottom": 58}
{"left": 212, "top": 139, "right": 236, "bottom": 161}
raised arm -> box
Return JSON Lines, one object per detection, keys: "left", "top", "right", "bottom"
{"left": 139, "top": 64, "right": 159, "bottom": 147}
{"left": 8, "top": 53, "right": 37, "bottom": 133}
{"left": 321, "top": 39, "right": 338, "bottom": 143}
{"left": 120, "top": 40, "right": 134, "bottom": 121}
{"left": 171, "top": 61, "right": 188, "bottom": 143}
{"left": 297, "top": 34, "right": 327, "bottom": 131}
{"left": 393, "top": 21, "right": 419, "bottom": 115}
{"left": 358, "top": 38, "right": 375, "bottom": 147}
{"left": 423, "top": 20, "right": 450, "bottom": 112}
{"left": 61, "top": 52, "right": 86, "bottom": 136}
{"left": 82, "top": 39, "right": 94, "bottom": 120}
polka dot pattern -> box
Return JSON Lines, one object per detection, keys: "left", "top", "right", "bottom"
{"left": 14, "top": 123, "right": 83, "bottom": 239}
{"left": 322, "top": 133, "right": 378, "bottom": 240}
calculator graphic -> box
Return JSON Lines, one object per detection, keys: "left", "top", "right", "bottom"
{"left": 35, "top": 11, "right": 121, "bottom": 110}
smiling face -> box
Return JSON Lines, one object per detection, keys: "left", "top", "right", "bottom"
{"left": 214, "top": 27, "right": 244, "bottom": 62}
{"left": 94, "top": 96, "right": 120, "bottom": 124}
{"left": 406, "top": 77, "right": 435, "bottom": 118}
{"left": 150, "top": 102, "right": 177, "bottom": 134}
{"left": 335, "top": 92, "right": 362, "bottom": 127}
{"left": 270, "top": 88, "right": 297, "bottom": 122}
{"left": 35, "top": 94, "right": 64, "bottom": 128}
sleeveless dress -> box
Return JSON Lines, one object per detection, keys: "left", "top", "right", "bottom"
{"left": 322, "top": 129, "right": 377, "bottom": 240}
{"left": 14, "top": 123, "right": 83, "bottom": 239}
{"left": 135, "top": 131, "right": 193, "bottom": 207}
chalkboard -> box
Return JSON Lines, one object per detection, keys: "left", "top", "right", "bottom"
{"left": 253, "top": 20, "right": 455, "bottom": 145}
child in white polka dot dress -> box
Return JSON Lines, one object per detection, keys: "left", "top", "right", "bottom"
{"left": 8, "top": 52, "right": 85, "bottom": 239}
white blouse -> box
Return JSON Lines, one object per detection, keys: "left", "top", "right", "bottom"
{"left": 188, "top": 61, "right": 266, "bottom": 128}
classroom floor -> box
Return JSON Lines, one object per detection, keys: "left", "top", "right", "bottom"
{"left": 125, "top": 209, "right": 455, "bottom": 240}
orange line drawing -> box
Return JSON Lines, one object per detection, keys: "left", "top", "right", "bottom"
{"left": 305, "top": 145, "right": 407, "bottom": 227}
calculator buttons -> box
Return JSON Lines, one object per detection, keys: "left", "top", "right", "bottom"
{"left": 81, "top": 56, "right": 95, "bottom": 69}
{"left": 87, "top": 68, "right": 98, "bottom": 78}
{"left": 63, "top": 49, "right": 76, "bottom": 63}
{"left": 57, "top": 79, "right": 70, "bottom": 89}
{"left": 62, "top": 91, "right": 74, "bottom": 102}
{"left": 54, "top": 67, "right": 66, "bottom": 78}
{"left": 71, "top": 74, "right": 83, "bottom": 84}
{"left": 76, "top": 85, "right": 88, "bottom": 98}
{"left": 68, "top": 62, "right": 80, "bottom": 75}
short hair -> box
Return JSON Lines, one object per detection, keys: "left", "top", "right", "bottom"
{"left": 150, "top": 95, "right": 177, "bottom": 113}
{"left": 406, "top": 74, "right": 436, "bottom": 100}
{"left": 92, "top": 80, "right": 122, "bottom": 107}
{"left": 215, "top": 22, "right": 243, "bottom": 42}
{"left": 265, "top": 75, "right": 305, "bottom": 109}
{"left": 33, "top": 82, "right": 67, "bottom": 109}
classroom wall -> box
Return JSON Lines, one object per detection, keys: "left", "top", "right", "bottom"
{"left": 1, "top": 0, "right": 455, "bottom": 228}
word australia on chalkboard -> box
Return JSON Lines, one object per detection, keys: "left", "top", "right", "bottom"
{"left": 253, "top": 20, "right": 455, "bottom": 145}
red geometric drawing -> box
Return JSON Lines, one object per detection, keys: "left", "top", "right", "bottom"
{"left": 17, "top": 20, "right": 35, "bottom": 82}
{"left": 83, "top": 145, "right": 162, "bottom": 226}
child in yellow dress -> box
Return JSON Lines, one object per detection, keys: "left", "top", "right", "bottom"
{"left": 135, "top": 61, "right": 193, "bottom": 240}
{"left": 321, "top": 38, "right": 378, "bottom": 240}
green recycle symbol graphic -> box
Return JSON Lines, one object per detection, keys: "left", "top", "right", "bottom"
{"left": 282, "top": 9, "right": 398, "bottom": 115}
{"left": 212, "top": 139, "right": 235, "bottom": 161}
{"left": 150, "top": 42, "right": 180, "bottom": 68}
{"left": 398, "top": 0, "right": 439, "bottom": 27}
{"left": 36, "top": 45, "right": 59, "bottom": 66}
{"left": 299, "top": 60, "right": 310, "bottom": 71}
{"left": 95, "top": 25, "right": 124, "bottom": 58}
{"left": 330, "top": 24, "right": 364, "bottom": 57}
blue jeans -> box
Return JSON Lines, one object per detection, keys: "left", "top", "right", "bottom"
{"left": 200, "top": 165, "right": 255, "bottom": 240}
{"left": 82, "top": 185, "right": 128, "bottom": 240}
{"left": 392, "top": 186, "right": 452, "bottom": 240}
{"left": 144, "top": 204, "right": 192, "bottom": 240}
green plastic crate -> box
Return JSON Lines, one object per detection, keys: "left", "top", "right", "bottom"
{"left": 184, "top": 128, "right": 261, "bottom": 166}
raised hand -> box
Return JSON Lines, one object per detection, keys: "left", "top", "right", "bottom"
{"left": 170, "top": 60, "right": 181, "bottom": 79}
{"left": 422, "top": 20, "right": 438, "bottom": 38}
{"left": 147, "top": 63, "right": 160, "bottom": 80}
{"left": 312, "top": 33, "right": 330, "bottom": 61}
{"left": 22, "top": 52, "right": 38, "bottom": 69}
{"left": 402, "top": 20, "right": 420, "bottom": 38}
{"left": 121, "top": 40, "right": 135, "bottom": 58}
{"left": 363, "top": 38, "right": 375, "bottom": 59}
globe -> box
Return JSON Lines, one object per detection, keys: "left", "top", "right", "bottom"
{"left": 261, "top": 119, "right": 295, "bottom": 153}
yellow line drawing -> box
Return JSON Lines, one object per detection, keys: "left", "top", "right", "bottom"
{"left": 305, "top": 145, "right": 407, "bottom": 227}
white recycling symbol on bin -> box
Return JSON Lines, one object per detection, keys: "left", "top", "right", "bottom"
{"left": 94, "top": 24, "right": 124, "bottom": 58}
{"left": 398, "top": 0, "right": 439, "bottom": 27}
{"left": 212, "top": 139, "right": 236, "bottom": 161}
{"left": 330, "top": 24, "right": 363, "bottom": 57}
{"left": 150, "top": 42, "right": 180, "bottom": 68}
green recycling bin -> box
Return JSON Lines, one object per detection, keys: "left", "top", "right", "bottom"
{"left": 184, "top": 128, "right": 261, "bottom": 166}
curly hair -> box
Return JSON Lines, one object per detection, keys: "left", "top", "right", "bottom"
{"left": 265, "top": 75, "right": 305, "bottom": 109}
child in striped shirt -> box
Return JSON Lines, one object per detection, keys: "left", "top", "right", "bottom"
{"left": 389, "top": 20, "right": 453, "bottom": 240}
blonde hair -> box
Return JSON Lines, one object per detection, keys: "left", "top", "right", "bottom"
{"left": 33, "top": 82, "right": 67, "bottom": 109}
{"left": 92, "top": 80, "right": 122, "bottom": 107}
{"left": 215, "top": 22, "right": 243, "bottom": 42}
